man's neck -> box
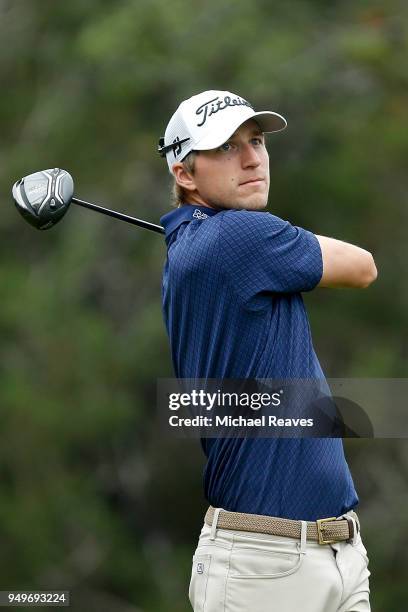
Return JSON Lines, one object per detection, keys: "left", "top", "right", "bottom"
{"left": 182, "top": 192, "right": 215, "bottom": 209}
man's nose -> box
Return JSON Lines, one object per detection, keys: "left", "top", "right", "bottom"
{"left": 241, "top": 144, "right": 261, "bottom": 168}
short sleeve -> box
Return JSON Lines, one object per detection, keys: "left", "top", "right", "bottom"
{"left": 220, "top": 210, "right": 323, "bottom": 304}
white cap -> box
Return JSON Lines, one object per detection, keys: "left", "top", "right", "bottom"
{"left": 158, "top": 89, "right": 287, "bottom": 174}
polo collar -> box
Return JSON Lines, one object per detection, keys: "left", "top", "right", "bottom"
{"left": 160, "top": 204, "right": 219, "bottom": 245}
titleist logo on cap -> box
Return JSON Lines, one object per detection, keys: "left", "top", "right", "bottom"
{"left": 195, "top": 95, "right": 253, "bottom": 127}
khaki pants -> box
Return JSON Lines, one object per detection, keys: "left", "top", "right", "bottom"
{"left": 189, "top": 509, "right": 370, "bottom": 612}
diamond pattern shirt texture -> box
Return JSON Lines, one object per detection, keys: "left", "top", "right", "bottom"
{"left": 160, "top": 205, "right": 358, "bottom": 521}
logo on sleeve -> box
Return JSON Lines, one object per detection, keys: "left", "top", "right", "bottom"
{"left": 197, "top": 562, "right": 204, "bottom": 574}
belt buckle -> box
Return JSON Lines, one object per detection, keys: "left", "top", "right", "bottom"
{"left": 316, "top": 516, "right": 337, "bottom": 545}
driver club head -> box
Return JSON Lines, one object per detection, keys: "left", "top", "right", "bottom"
{"left": 12, "top": 168, "right": 74, "bottom": 230}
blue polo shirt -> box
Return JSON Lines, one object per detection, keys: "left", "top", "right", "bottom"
{"left": 160, "top": 204, "right": 358, "bottom": 521}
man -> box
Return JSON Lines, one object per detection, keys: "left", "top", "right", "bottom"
{"left": 158, "top": 90, "right": 377, "bottom": 612}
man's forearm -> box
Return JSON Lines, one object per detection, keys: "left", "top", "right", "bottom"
{"left": 315, "top": 234, "right": 378, "bottom": 289}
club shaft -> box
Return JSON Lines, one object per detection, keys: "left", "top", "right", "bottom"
{"left": 72, "top": 197, "right": 165, "bottom": 234}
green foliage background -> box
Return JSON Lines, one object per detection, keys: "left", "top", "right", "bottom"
{"left": 0, "top": 0, "right": 407, "bottom": 610}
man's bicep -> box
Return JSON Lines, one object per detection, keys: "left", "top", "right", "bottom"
{"left": 315, "top": 235, "right": 377, "bottom": 289}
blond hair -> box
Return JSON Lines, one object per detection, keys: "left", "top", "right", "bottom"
{"left": 171, "top": 151, "right": 198, "bottom": 207}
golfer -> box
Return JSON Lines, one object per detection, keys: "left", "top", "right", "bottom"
{"left": 158, "top": 90, "right": 377, "bottom": 612}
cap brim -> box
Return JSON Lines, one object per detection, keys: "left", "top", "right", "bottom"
{"left": 193, "top": 111, "right": 287, "bottom": 151}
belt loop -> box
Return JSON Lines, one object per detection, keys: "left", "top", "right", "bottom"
{"left": 342, "top": 513, "right": 358, "bottom": 545}
{"left": 352, "top": 512, "right": 361, "bottom": 535}
{"left": 299, "top": 520, "right": 307, "bottom": 554}
{"left": 349, "top": 516, "right": 358, "bottom": 544}
{"left": 210, "top": 507, "right": 223, "bottom": 541}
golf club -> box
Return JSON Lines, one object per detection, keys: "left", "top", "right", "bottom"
{"left": 11, "top": 168, "right": 165, "bottom": 234}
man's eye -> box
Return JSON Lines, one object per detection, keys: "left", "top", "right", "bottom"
{"left": 252, "top": 138, "right": 264, "bottom": 145}
{"left": 219, "top": 142, "right": 232, "bottom": 152}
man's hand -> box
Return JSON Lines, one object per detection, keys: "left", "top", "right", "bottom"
{"left": 316, "top": 235, "right": 378, "bottom": 289}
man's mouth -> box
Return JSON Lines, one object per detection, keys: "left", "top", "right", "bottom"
{"left": 239, "top": 178, "right": 265, "bottom": 186}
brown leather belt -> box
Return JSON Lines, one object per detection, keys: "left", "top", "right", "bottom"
{"left": 205, "top": 506, "right": 357, "bottom": 545}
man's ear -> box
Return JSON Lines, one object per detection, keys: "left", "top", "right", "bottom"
{"left": 172, "top": 162, "right": 197, "bottom": 193}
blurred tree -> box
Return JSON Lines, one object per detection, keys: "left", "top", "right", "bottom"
{"left": 0, "top": 0, "right": 407, "bottom": 609}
